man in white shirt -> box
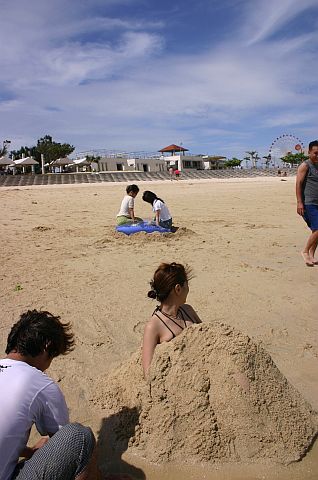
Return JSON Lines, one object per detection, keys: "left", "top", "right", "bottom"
{"left": 0, "top": 310, "right": 95, "bottom": 480}
{"left": 116, "top": 184, "right": 143, "bottom": 225}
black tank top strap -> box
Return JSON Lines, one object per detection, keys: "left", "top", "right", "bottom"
{"left": 153, "top": 312, "right": 176, "bottom": 338}
{"left": 152, "top": 305, "right": 161, "bottom": 315}
{"left": 160, "top": 309, "right": 185, "bottom": 331}
{"left": 179, "top": 306, "right": 195, "bottom": 323}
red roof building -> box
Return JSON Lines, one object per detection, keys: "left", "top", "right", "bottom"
{"left": 158, "top": 144, "right": 189, "bottom": 156}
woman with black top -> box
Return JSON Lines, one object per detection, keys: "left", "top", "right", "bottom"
{"left": 142, "top": 262, "right": 201, "bottom": 377}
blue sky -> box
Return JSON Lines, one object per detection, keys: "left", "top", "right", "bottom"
{"left": 0, "top": 0, "right": 317, "bottom": 159}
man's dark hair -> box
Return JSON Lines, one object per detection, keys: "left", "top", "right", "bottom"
{"left": 126, "top": 184, "right": 139, "bottom": 194}
{"left": 5, "top": 310, "right": 75, "bottom": 358}
{"left": 308, "top": 140, "right": 318, "bottom": 151}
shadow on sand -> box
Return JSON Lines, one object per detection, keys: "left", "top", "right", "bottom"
{"left": 97, "top": 406, "right": 146, "bottom": 480}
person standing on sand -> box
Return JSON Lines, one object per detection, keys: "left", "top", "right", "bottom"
{"left": 296, "top": 140, "right": 318, "bottom": 266}
{"left": 174, "top": 168, "right": 181, "bottom": 180}
{"left": 0, "top": 310, "right": 96, "bottom": 480}
{"left": 116, "top": 184, "right": 143, "bottom": 226}
{"left": 142, "top": 263, "right": 201, "bottom": 377}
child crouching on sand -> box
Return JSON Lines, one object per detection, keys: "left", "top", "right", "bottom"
{"left": 142, "top": 190, "right": 172, "bottom": 229}
{"left": 116, "top": 184, "right": 143, "bottom": 226}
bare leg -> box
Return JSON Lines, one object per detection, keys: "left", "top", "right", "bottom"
{"left": 309, "top": 232, "right": 318, "bottom": 264}
{"left": 302, "top": 230, "right": 318, "bottom": 266}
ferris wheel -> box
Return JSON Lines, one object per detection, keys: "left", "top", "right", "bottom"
{"left": 269, "top": 134, "right": 304, "bottom": 167}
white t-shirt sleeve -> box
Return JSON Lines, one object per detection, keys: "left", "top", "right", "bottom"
{"left": 128, "top": 197, "right": 134, "bottom": 209}
{"left": 153, "top": 200, "right": 162, "bottom": 211}
{"left": 33, "top": 382, "right": 69, "bottom": 435}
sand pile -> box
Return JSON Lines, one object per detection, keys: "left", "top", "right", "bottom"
{"left": 94, "top": 226, "right": 197, "bottom": 248}
{"left": 93, "top": 322, "right": 318, "bottom": 465}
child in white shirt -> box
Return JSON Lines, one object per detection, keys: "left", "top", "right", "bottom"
{"left": 142, "top": 190, "right": 172, "bottom": 229}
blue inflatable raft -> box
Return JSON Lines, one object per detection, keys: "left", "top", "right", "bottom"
{"left": 116, "top": 221, "right": 171, "bottom": 236}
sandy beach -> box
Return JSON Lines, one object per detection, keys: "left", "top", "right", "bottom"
{"left": 0, "top": 177, "right": 317, "bottom": 480}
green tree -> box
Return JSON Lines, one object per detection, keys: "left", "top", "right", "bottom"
{"left": 225, "top": 158, "right": 242, "bottom": 168}
{"left": 36, "top": 135, "right": 74, "bottom": 163}
{"left": 11, "top": 135, "right": 74, "bottom": 163}
{"left": 281, "top": 152, "right": 308, "bottom": 166}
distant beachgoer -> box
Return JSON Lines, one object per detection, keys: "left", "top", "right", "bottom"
{"left": 142, "top": 190, "right": 172, "bottom": 229}
{"left": 296, "top": 140, "right": 318, "bottom": 266}
{"left": 283, "top": 171, "right": 287, "bottom": 177}
{"left": 168, "top": 167, "right": 174, "bottom": 181}
{"left": 277, "top": 169, "right": 282, "bottom": 176}
{"left": 116, "top": 184, "right": 143, "bottom": 226}
{"left": 0, "top": 310, "right": 96, "bottom": 480}
{"left": 174, "top": 169, "right": 181, "bottom": 179}
{"left": 142, "top": 262, "right": 201, "bottom": 377}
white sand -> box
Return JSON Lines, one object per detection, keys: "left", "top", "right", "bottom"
{"left": 0, "top": 177, "right": 317, "bottom": 479}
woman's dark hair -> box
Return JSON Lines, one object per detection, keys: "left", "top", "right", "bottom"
{"left": 5, "top": 310, "right": 75, "bottom": 358}
{"left": 142, "top": 190, "right": 164, "bottom": 205}
{"left": 126, "top": 184, "right": 139, "bottom": 194}
{"left": 148, "top": 262, "right": 192, "bottom": 302}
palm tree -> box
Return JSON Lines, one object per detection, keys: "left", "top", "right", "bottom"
{"left": 245, "top": 151, "right": 259, "bottom": 169}
{"left": 244, "top": 156, "right": 250, "bottom": 168}
{"left": 0, "top": 139, "right": 11, "bottom": 158}
{"left": 263, "top": 154, "right": 271, "bottom": 168}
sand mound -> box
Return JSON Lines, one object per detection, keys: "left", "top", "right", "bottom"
{"left": 92, "top": 323, "right": 318, "bottom": 465}
{"left": 94, "top": 226, "right": 197, "bottom": 248}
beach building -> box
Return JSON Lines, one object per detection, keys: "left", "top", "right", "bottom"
{"left": 97, "top": 154, "right": 166, "bottom": 173}
{"left": 158, "top": 144, "right": 227, "bottom": 171}
{"left": 88, "top": 144, "right": 228, "bottom": 173}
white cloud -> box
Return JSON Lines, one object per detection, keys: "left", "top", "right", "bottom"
{"left": 1, "top": 0, "right": 318, "bottom": 157}
{"left": 242, "top": 0, "right": 318, "bottom": 45}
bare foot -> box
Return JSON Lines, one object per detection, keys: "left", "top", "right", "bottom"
{"left": 301, "top": 252, "right": 314, "bottom": 266}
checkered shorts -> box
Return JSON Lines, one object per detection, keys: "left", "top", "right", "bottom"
{"left": 14, "top": 423, "right": 95, "bottom": 480}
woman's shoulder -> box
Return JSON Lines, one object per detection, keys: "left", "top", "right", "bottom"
{"left": 180, "top": 304, "right": 202, "bottom": 323}
{"left": 144, "top": 312, "right": 163, "bottom": 336}
{"left": 146, "top": 309, "right": 161, "bottom": 326}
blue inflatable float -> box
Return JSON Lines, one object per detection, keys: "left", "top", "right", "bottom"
{"left": 116, "top": 221, "right": 171, "bottom": 236}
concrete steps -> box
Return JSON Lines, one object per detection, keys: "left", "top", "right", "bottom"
{"left": 0, "top": 169, "right": 296, "bottom": 188}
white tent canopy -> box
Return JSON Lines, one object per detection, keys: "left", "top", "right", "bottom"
{"left": 73, "top": 157, "right": 90, "bottom": 166}
{"left": 0, "top": 156, "right": 13, "bottom": 166}
{"left": 14, "top": 157, "right": 39, "bottom": 166}
{"left": 51, "top": 157, "right": 73, "bottom": 166}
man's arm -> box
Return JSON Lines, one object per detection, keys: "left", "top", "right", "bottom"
{"left": 128, "top": 207, "right": 135, "bottom": 222}
{"left": 20, "top": 382, "right": 69, "bottom": 458}
{"left": 34, "top": 382, "right": 69, "bottom": 437}
{"left": 20, "top": 437, "right": 49, "bottom": 459}
{"left": 296, "top": 162, "right": 308, "bottom": 216}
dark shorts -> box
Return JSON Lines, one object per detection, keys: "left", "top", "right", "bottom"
{"left": 303, "top": 204, "right": 318, "bottom": 231}
{"left": 159, "top": 218, "right": 172, "bottom": 229}
{"left": 14, "top": 423, "right": 95, "bottom": 480}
